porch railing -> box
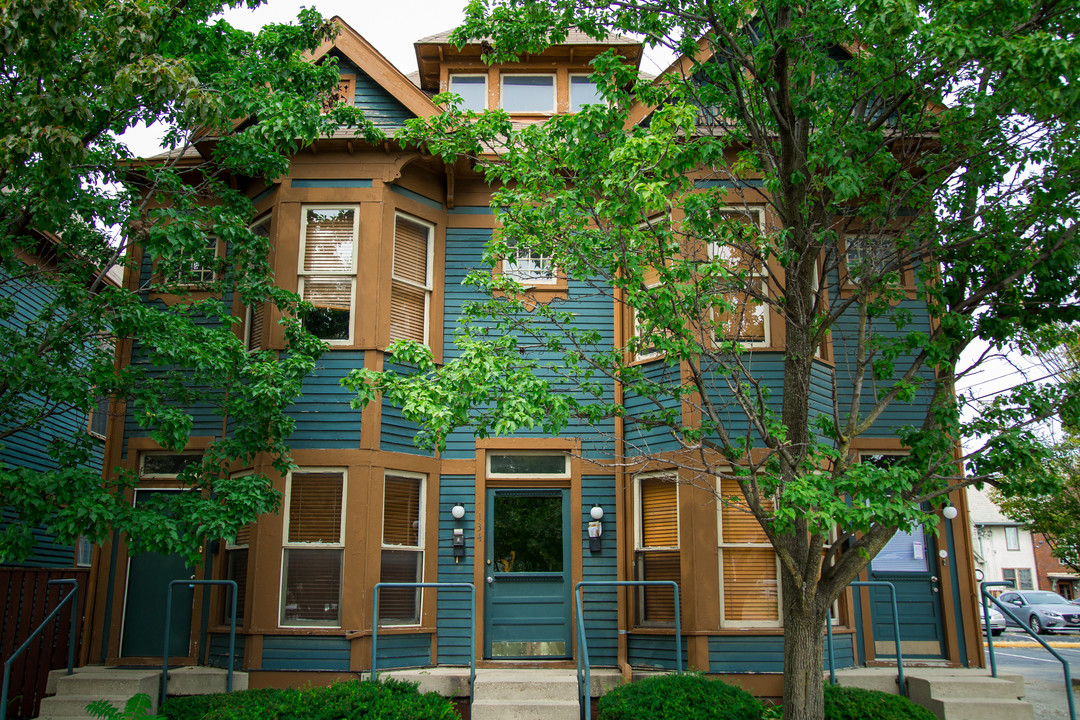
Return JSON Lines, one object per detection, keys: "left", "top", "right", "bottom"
{"left": 371, "top": 582, "right": 476, "bottom": 703}
{"left": 161, "top": 579, "right": 237, "bottom": 705}
{"left": 825, "top": 581, "right": 904, "bottom": 695}
{"left": 982, "top": 580, "right": 1075, "bottom": 720}
{"left": 1, "top": 579, "right": 79, "bottom": 720}
{"left": 574, "top": 580, "right": 682, "bottom": 720}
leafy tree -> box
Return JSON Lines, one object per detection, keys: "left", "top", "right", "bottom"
{"left": 344, "top": 1, "right": 1080, "bottom": 718}
{"left": 0, "top": 0, "right": 376, "bottom": 564}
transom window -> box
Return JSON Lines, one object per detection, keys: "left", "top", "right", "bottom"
{"left": 280, "top": 470, "right": 345, "bottom": 628}
{"left": 503, "top": 241, "right": 556, "bottom": 285}
{"left": 298, "top": 206, "right": 358, "bottom": 342}
{"left": 140, "top": 452, "right": 201, "bottom": 477}
{"left": 449, "top": 74, "right": 488, "bottom": 111}
{"left": 487, "top": 453, "right": 569, "bottom": 478}
{"left": 501, "top": 74, "right": 555, "bottom": 113}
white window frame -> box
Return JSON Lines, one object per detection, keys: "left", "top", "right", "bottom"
{"left": 1005, "top": 525, "right": 1021, "bottom": 551}
{"left": 378, "top": 470, "right": 426, "bottom": 627}
{"left": 502, "top": 241, "right": 557, "bottom": 286}
{"left": 391, "top": 211, "right": 434, "bottom": 346}
{"left": 709, "top": 207, "right": 769, "bottom": 348}
{"left": 500, "top": 73, "right": 556, "bottom": 113}
{"left": 449, "top": 73, "right": 488, "bottom": 111}
{"left": 569, "top": 74, "right": 604, "bottom": 112}
{"left": 486, "top": 452, "right": 570, "bottom": 479}
{"left": 631, "top": 293, "right": 665, "bottom": 362}
{"left": 716, "top": 475, "right": 783, "bottom": 628}
{"left": 279, "top": 468, "right": 347, "bottom": 629}
{"left": 634, "top": 472, "right": 680, "bottom": 627}
{"left": 297, "top": 205, "right": 360, "bottom": 345}
{"left": 169, "top": 235, "right": 220, "bottom": 287}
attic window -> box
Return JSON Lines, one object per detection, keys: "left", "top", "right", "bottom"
{"left": 570, "top": 75, "right": 603, "bottom": 112}
{"left": 449, "top": 74, "right": 487, "bottom": 111}
{"left": 322, "top": 75, "right": 355, "bottom": 112}
{"left": 501, "top": 74, "right": 555, "bottom": 113}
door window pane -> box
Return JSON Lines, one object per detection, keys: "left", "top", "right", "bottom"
{"left": 493, "top": 495, "right": 563, "bottom": 573}
{"left": 871, "top": 526, "right": 928, "bottom": 572}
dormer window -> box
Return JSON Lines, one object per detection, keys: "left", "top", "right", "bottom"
{"left": 449, "top": 74, "right": 487, "bottom": 111}
{"left": 570, "top": 75, "right": 603, "bottom": 112}
{"left": 501, "top": 74, "right": 555, "bottom": 113}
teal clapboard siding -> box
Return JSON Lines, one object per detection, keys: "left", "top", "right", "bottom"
{"left": 436, "top": 475, "right": 477, "bottom": 665}
{"left": 207, "top": 633, "right": 245, "bottom": 670}
{"left": 373, "top": 633, "right": 432, "bottom": 670}
{"left": 332, "top": 54, "right": 415, "bottom": 131}
{"left": 289, "top": 351, "right": 364, "bottom": 448}
{"left": 0, "top": 268, "right": 102, "bottom": 567}
{"left": 627, "top": 633, "right": 688, "bottom": 671}
{"left": 380, "top": 363, "right": 431, "bottom": 455}
{"left": 707, "top": 634, "right": 856, "bottom": 673}
{"left": 580, "top": 476, "right": 618, "bottom": 666}
{"left": 623, "top": 360, "right": 684, "bottom": 454}
{"left": 261, "top": 636, "right": 351, "bottom": 671}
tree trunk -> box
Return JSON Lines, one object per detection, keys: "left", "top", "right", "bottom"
{"left": 782, "top": 589, "right": 830, "bottom": 720}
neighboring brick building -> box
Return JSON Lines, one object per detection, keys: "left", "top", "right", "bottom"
{"left": 1032, "top": 533, "right": 1080, "bottom": 600}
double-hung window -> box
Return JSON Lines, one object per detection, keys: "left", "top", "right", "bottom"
{"left": 635, "top": 474, "right": 680, "bottom": 625}
{"left": 711, "top": 208, "right": 768, "bottom": 346}
{"left": 224, "top": 487, "right": 251, "bottom": 624}
{"left": 1005, "top": 526, "right": 1021, "bottom": 551}
{"left": 379, "top": 472, "right": 425, "bottom": 625}
{"left": 244, "top": 215, "right": 272, "bottom": 351}
{"left": 390, "top": 213, "right": 433, "bottom": 344}
{"left": 280, "top": 470, "right": 345, "bottom": 628}
{"left": 845, "top": 234, "right": 899, "bottom": 285}
{"left": 718, "top": 477, "right": 781, "bottom": 626}
{"left": 1003, "top": 567, "right": 1034, "bottom": 590}
{"left": 298, "top": 207, "right": 358, "bottom": 342}
{"left": 449, "top": 74, "right": 488, "bottom": 111}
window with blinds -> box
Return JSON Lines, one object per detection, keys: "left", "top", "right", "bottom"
{"left": 298, "top": 207, "right": 358, "bottom": 342}
{"left": 710, "top": 209, "right": 768, "bottom": 346}
{"left": 635, "top": 474, "right": 680, "bottom": 626}
{"left": 280, "top": 470, "right": 345, "bottom": 627}
{"left": 390, "top": 214, "right": 432, "bottom": 345}
{"left": 718, "top": 477, "right": 781, "bottom": 626}
{"left": 379, "top": 473, "right": 424, "bottom": 625}
{"left": 244, "top": 216, "right": 271, "bottom": 351}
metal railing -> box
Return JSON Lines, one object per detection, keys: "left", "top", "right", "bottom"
{"left": 574, "top": 580, "right": 682, "bottom": 720}
{"left": 1, "top": 579, "right": 79, "bottom": 720}
{"left": 161, "top": 579, "right": 237, "bottom": 705}
{"left": 371, "top": 582, "right": 476, "bottom": 703}
{"left": 826, "top": 581, "right": 905, "bottom": 695}
{"left": 982, "top": 580, "right": 1075, "bottom": 720}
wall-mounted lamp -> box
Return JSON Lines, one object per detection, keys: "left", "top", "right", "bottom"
{"left": 942, "top": 505, "right": 958, "bottom": 520}
{"left": 588, "top": 505, "right": 603, "bottom": 553}
{"left": 451, "top": 504, "right": 466, "bottom": 520}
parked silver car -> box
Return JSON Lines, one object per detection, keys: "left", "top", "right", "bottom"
{"left": 980, "top": 603, "right": 1006, "bottom": 636}
{"left": 998, "top": 590, "right": 1080, "bottom": 634}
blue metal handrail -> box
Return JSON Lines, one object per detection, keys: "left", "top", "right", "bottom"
{"left": 1, "top": 579, "right": 79, "bottom": 720}
{"left": 371, "top": 582, "right": 476, "bottom": 703}
{"left": 981, "top": 580, "right": 1075, "bottom": 720}
{"left": 161, "top": 579, "right": 237, "bottom": 705}
{"left": 575, "top": 580, "right": 682, "bottom": 720}
{"left": 826, "top": 581, "right": 904, "bottom": 695}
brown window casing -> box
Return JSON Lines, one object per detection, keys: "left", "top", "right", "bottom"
{"left": 390, "top": 213, "right": 433, "bottom": 345}
{"left": 379, "top": 472, "right": 425, "bottom": 626}
{"left": 280, "top": 470, "right": 345, "bottom": 628}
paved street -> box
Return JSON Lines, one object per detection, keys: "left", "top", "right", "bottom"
{"left": 985, "top": 630, "right": 1080, "bottom": 719}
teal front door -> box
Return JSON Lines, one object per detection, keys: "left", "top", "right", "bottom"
{"left": 484, "top": 488, "right": 572, "bottom": 659}
{"left": 120, "top": 489, "right": 196, "bottom": 658}
{"left": 867, "top": 522, "right": 946, "bottom": 658}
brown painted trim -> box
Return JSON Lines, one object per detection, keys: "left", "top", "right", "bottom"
{"left": 314, "top": 18, "right": 440, "bottom": 119}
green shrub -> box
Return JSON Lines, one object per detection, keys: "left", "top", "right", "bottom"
{"left": 597, "top": 672, "right": 762, "bottom": 720}
{"left": 158, "top": 679, "right": 458, "bottom": 720}
{"left": 824, "top": 684, "right": 935, "bottom": 720}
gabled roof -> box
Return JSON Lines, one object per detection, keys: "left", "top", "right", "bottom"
{"left": 312, "top": 17, "right": 440, "bottom": 120}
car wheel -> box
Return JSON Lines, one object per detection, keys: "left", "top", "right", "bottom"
{"left": 992, "top": 628, "right": 1003, "bottom": 636}
{"left": 1030, "top": 616, "right": 1044, "bottom": 634}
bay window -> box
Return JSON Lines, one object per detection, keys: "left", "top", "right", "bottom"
{"left": 298, "top": 207, "right": 358, "bottom": 342}
{"left": 280, "top": 470, "right": 345, "bottom": 627}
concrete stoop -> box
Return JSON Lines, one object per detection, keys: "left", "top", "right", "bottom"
{"left": 467, "top": 668, "right": 619, "bottom": 720}
{"left": 835, "top": 668, "right": 1032, "bottom": 720}
{"left": 36, "top": 666, "right": 249, "bottom": 720}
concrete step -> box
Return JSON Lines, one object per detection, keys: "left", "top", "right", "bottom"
{"left": 907, "top": 674, "right": 1026, "bottom": 704}
{"left": 46, "top": 669, "right": 159, "bottom": 698}
{"left": 923, "top": 697, "right": 1035, "bottom": 720}
{"left": 38, "top": 694, "right": 158, "bottom": 720}
{"left": 471, "top": 699, "right": 580, "bottom": 720}
{"left": 473, "top": 669, "right": 579, "bottom": 702}
{"left": 166, "top": 666, "right": 249, "bottom": 695}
